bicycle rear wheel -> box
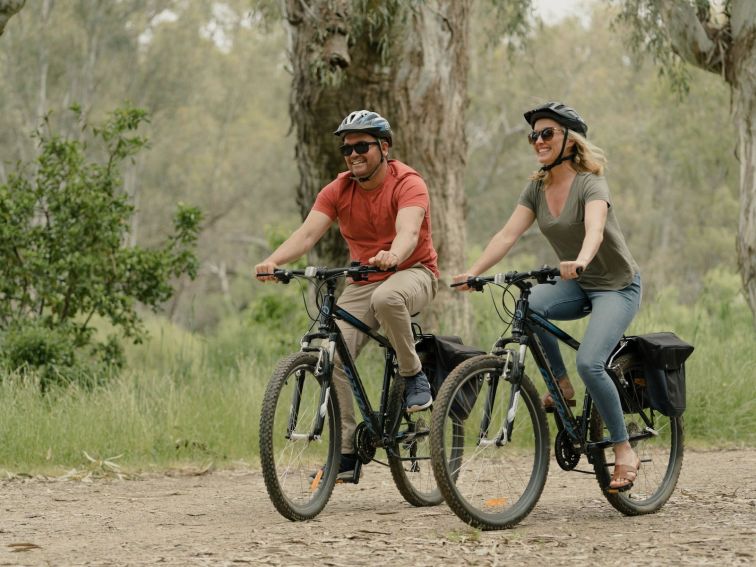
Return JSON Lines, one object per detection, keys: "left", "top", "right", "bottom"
{"left": 430, "top": 355, "right": 550, "bottom": 530}
{"left": 259, "top": 352, "right": 341, "bottom": 521}
{"left": 386, "top": 376, "right": 447, "bottom": 506}
{"left": 590, "top": 357, "right": 684, "bottom": 515}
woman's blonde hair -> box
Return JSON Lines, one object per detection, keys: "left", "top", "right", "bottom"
{"left": 528, "top": 130, "right": 607, "bottom": 184}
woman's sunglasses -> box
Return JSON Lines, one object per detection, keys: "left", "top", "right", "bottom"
{"left": 527, "top": 126, "right": 564, "bottom": 145}
{"left": 339, "top": 141, "right": 380, "bottom": 156}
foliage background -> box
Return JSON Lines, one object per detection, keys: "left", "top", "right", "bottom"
{"left": 0, "top": 1, "right": 751, "bottom": 473}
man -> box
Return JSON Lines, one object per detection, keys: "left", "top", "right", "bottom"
{"left": 255, "top": 110, "right": 439, "bottom": 480}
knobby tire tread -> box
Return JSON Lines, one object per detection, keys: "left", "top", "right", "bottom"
{"left": 386, "top": 377, "right": 444, "bottom": 507}
{"left": 259, "top": 352, "right": 341, "bottom": 521}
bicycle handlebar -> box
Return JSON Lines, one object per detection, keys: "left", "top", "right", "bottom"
{"left": 450, "top": 266, "right": 562, "bottom": 291}
{"left": 257, "top": 264, "right": 397, "bottom": 284}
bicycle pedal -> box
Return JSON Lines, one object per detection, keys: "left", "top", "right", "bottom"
{"left": 335, "top": 460, "right": 362, "bottom": 484}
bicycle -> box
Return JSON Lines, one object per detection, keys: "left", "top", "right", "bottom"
{"left": 429, "top": 266, "right": 684, "bottom": 530}
{"left": 258, "top": 263, "right": 451, "bottom": 521}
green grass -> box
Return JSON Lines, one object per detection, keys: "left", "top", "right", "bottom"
{"left": 0, "top": 268, "right": 753, "bottom": 474}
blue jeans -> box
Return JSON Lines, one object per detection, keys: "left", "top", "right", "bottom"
{"left": 529, "top": 273, "right": 642, "bottom": 443}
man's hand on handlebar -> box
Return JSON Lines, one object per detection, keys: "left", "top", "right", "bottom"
{"left": 368, "top": 250, "right": 400, "bottom": 271}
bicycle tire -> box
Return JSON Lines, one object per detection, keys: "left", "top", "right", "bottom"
{"left": 259, "top": 352, "right": 341, "bottom": 521}
{"left": 590, "top": 355, "right": 684, "bottom": 515}
{"left": 430, "top": 355, "right": 550, "bottom": 530}
{"left": 386, "top": 376, "right": 448, "bottom": 506}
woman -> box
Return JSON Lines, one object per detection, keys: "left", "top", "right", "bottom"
{"left": 453, "top": 102, "right": 642, "bottom": 491}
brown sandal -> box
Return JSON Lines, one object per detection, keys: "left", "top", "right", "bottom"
{"left": 609, "top": 458, "right": 641, "bottom": 493}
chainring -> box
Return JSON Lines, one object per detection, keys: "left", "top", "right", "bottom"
{"left": 353, "top": 421, "right": 377, "bottom": 465}
{"left": 554, "top": 428, "right": 581, "bottom": 471}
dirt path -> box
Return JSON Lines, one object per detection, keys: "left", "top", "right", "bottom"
{"left": 1, "top": 449, "right": 754, "bottom": 566}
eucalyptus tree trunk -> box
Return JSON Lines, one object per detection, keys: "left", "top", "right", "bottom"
{"left": 657, "top": 1, "right": 756, "bottom": 322}
{"left": 284, "top": 0, "right": 471, "bottom": 331}
{"left": 0, "top": 0, "right": 24, "bottom": 37}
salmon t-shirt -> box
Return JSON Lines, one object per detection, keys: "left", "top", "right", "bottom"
{"left": 312, "top": 159, "right": 439, "bottom": 284}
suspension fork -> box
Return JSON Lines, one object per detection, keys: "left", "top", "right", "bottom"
{"left": 475, "top": 349, "right": 521, "bottom": 447}
{"left": 288, "top": 336, "right": 336, "bottom": 442}
{"left": 479, "top": 348, "right": 518, "bottom": 441}
{"left": 286, "top": 369, "right": 306, "bottom": 439}
{"left": 498, "top": 343, "right": 528, "bottom": 446}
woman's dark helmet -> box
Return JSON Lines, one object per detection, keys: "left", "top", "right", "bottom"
{"left": 524, "top": 102, "right": 587, "bottom": 171}
{"left": 524, "top": 102, "right": 588, "bottom": 137}
{"left": 334, "top": 110, "right": 393, "bottom": 146}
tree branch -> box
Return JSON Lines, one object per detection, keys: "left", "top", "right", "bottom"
{"left": 659, "top": 2, "right": 723, "bottom": 73}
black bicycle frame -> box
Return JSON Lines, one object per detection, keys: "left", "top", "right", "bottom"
{"left": 299, "top": 279, "right": 400, "bottom": 448}
{"left": 492, "top": 296, "right": 657, "bottom": 454}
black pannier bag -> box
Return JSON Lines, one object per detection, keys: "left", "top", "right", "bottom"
{"left": 608, "top": 332, "right": 694, "bottom": 418}
{"left": 635, "top": 332, "right": 694, "bottom": 418}
{"left": 416, "top": 335, "right": 486, "bottom": 418}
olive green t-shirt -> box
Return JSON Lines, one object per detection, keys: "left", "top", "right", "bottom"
{"left": 518, "top": 173, "right": 639, "bottom": 290}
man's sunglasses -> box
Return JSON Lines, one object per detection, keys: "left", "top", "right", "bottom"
{"left": 339, "top": 141, "right": 380, "bottom": 156}
{"left": 527, "top": 127, "right": 564, "bottom": 145}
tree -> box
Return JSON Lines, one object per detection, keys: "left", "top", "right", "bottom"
{"left": 617, "top": 0, "right": 756, "bottom": 322}
{"left": 284, "top": 0, "right": 475, "bottom": 329}
{"left": 0, "top": 0, "right": 23, "bottom": 36}
{"left": 0, "top": 105, "right": 201, "bottom": 381}
{"left": 0, "top": 0, "right": 296, "bottom": 329}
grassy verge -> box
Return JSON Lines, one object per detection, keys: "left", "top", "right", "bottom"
{"left": 0, "top": 269, "right": 752, "bottom": 475}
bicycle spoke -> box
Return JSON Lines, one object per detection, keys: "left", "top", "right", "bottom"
{"left": 431, "top": 356, "right": 550, "bottom": 530}
{"left": 260, "top": 353, "right": 340, "bottom": 521}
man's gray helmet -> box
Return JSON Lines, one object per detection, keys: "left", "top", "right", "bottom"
{"left": 334, "top": 110, "right": 393, "bottom": 146}
{"left": 524, "top": 102, "right": 588, "bottom": 137}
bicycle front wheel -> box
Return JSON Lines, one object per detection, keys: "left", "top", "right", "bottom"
{"left": 386, "top": 376, "right": 446, "bottom": 506}
{"left": 430, "top": 355, "right": 550, "bottom": 530}
{"left": 259, "top": 352, "right": 341, "bottom": 521}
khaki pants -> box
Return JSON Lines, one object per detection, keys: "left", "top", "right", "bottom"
{"left": 331, "top": 266, "right": 437, "bottom": 454}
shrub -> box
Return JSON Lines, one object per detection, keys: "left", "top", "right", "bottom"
{"left": 0, "top": 105, "right": 201, "bottom": 385}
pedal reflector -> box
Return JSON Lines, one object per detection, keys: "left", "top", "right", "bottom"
{"left": 484, "top": 497, "right": 507, "bottom": 508}
{"left": 310, "top": 469, "right": 323, "bottom": 491}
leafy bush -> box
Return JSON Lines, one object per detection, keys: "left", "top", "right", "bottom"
{"left": 0, "top": 105, "right": 201, "bottom": 385}
{"left": 3, "top": 323, "right": 76, "bottom": 369}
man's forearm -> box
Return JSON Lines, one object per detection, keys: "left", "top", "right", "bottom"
{"left": 389, "top": 229, "right": 420, "bottom": 264}
{"left": 266, "top": 228, "right": 316, "bottom": 265}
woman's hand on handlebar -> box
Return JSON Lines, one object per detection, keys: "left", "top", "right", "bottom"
{"left": 255, "top": 260, "right": 280, "bottom": 282}
{"left": 451, "top": 272, "right": 476, "bottom": 291}
{"left": 559, "top": 260, "right": 586, "bottom": 281}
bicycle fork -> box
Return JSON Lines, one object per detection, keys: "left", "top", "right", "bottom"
{"left": 287, "top": 344, "right": 334, "bottom": 442}
{"left": 479, "top": 348, "right": 522, "bottom": 447}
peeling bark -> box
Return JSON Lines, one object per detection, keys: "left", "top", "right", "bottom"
{"left": 659, "top": 0, "right": 756, "bottom": 322}
{"left": 285, "top": 0, "right": 471, "bottom": 330}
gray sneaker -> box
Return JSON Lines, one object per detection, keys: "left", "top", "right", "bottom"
{"left": 404, "top": 371, "right": 433, "bottom": 412}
